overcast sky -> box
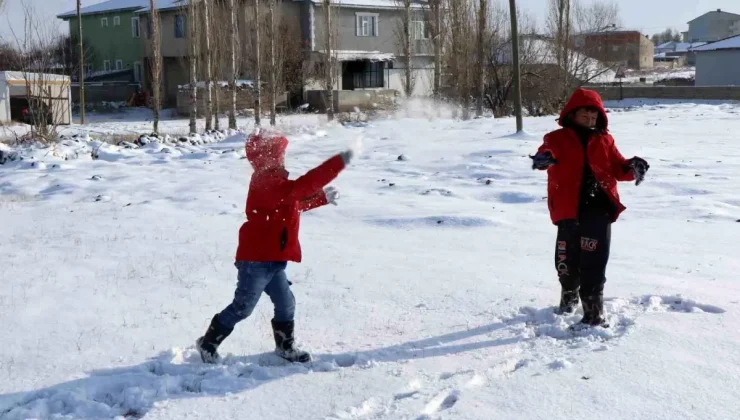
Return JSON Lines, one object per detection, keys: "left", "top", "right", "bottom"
{"left": 2, "top": 0, "right": 739, "bottom": 44}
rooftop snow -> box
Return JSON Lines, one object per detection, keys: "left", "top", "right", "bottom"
{"left": 328, "top": 50, "right": 396, "bottom": 62}
{"left": 136, "top": 0, "right": 193, "bottom": 13}
{"left": 57, "top": 0, "right": 149, "bottom": 19}
{"left": 693, "top": 35, "right": 740, "bottom": 52}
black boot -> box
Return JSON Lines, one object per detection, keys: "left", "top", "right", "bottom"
{"left": 573, "top": 294, "right": 609, "bottom": 329}
{"left": 556, "top": 287, "right": 580, "bottom": 314}
{"left": 196, "top": 314, "right": 233, "bottom": 363}
{"left": 271, "top": 319, "right": 311, "bottom": 363}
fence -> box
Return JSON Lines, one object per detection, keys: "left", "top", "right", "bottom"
{"left": 588, "top": 86, "right": 740, "bottom": 101}
{"left": 72, "top": 82, "right": 140, "bottom": 104}
{"left": 176, "top": 86, "right": 287, "bottom": 117}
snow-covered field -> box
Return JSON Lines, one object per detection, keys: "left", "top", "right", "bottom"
{"left": 620, "top": 67, "right": 695, "bottom": 84}
{"left": 1, "top": 101, "right": 739, "bottom": 420}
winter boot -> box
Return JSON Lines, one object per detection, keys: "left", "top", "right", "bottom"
{"left": 271, "top": 319, "right": 311, "bottom": 363}
{"left": 196, "top": 314, "right": 234, "bottom": 363}
{"left": 556, "top": 287, "right": 580, "bottom": 315}
{"left": 572, "top": 294, "right": 609, "bottom": 330}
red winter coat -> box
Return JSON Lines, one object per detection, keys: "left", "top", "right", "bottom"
{"left": 235, "top": 133, "right": 345, "bottom": 262}
{"left": 536, "top": 88, "right": 635, "bottom": 224}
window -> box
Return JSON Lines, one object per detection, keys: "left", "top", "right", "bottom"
{"left": 354, "top": 62, "right": 385, "bottom": 89}
{"left": 101, "top": 17, "right": 109, "bottom": 27}
{"left": 356, "top": 13, "right": 378, "bottom": 37}
{"left": 86, "top": 64, "right": 94, "bottom": 75}
{"left": 412, "top": 21, "right": 428, "bottom": 40}
{"left": 104, "top": 60, "right": 111, "bottom": 71}
{"left": 175, "top": 15, "right": 186, "bottom": 38}
{"left": 132, "top": 17, "right": 140, "bottom": 38}
{"left": 115, "top": 60, "right": 123, "bottom": 70}
{"left": 114, "top": 16, "right": 121, "bottom": 26}
{"left": 134, "top": 62, "right": 143, "bottom": 82}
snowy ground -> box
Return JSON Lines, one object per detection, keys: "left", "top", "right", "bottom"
{"left": 1, "top": 101, "right": 740, "bottom": 420}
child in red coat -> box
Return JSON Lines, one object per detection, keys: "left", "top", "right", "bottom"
{"left": 197, "top": 129, "right": 351, "bottom": 363}
{"left": 531, "top": 88, "right": 649, "bottom": 329}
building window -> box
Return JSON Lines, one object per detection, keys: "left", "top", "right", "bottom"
{"left": 134, "top": 62, "right": 143, "bottom": 82}
{"left": 104, "top": 60, "right": 111, "bottom": 71}
{"left": 354, "top": 62, "right": 385, "bottom": 89}
{"left": 412, "top": 21, "right": 428, "bottom": 40}
{"left": 115, "top": 60, "right": 123, "bottom": 70}
{"left": 356, "top": 13, "right": 378, "bottom": 37}
{"left": 86, "top": 64, "right": 94, "bottom": 75}
{"left": 101, "top": 17, "right": 109, "bottom": 27}
{"left": 114, "top": 16, "right": 121, "bottom": 26}
{"left": 132, "top": 17, "right": 141, "bottom": 38}
{"left": 175, "top": 15, "right": 186, "bottom": 38}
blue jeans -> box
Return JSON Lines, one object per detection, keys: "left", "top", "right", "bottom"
{"left": 216, "top": 261, "right": 296, "bottom": 329}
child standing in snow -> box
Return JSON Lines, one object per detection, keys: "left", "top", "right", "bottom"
{"left": 530, "top": 88, "right": 649, "bottom": 328}
{"left": 197, "top": 129, "right": 352, "bottom": 363}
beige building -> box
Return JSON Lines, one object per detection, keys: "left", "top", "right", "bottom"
{"left": 576, "top": 30, "right": 654, "bottom": 70}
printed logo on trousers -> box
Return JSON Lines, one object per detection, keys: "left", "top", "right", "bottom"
{"left": 581, "top": 237, "right": 598, "bottom": 251}
{"left": 557, "top": 241, "right": 569, "bottom": 276}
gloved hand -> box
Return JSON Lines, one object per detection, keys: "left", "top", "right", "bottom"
{"left": 529, "top": 152, "right": 557, "bottom": 170}
{"left": 626, "top": 157, "right": 649, "bottom": 185}
{"left": 340, "top": 150, "right": 353, "bottom": 166}
{"left": 324, "top": 186, "right": 340, "bottom": 205}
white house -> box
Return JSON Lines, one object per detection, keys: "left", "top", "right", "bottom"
{"left": 0, "top": 72, "right": 72, "bottom": 125}
{"left": 687, "top": 9, "right": 740, "bottom": 43}
{"left": 693, "top": 35, "right": 740, "bottom": 86}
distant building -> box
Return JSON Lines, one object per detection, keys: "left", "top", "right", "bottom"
{"left": 574, "top": 30, "right": 654, "bottom": 70}
{"left": 686, "top": 9, "right": 740, "bottom": 43}
{"left": 654, "top": 41, "right": 707, "bottom": 66}
{"left": 693, "top": 35, "right": 740, "bottom": 86}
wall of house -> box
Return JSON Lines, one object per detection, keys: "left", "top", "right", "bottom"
{"left": 688, "top": 12, "right": 740, "bottom": 42}
{"left": 67, "top": 11, "right": 143, "bottom": 74}
{"left": 387, "top": 56, "right": 433, "bottom": 96}
{"left": 638, "top": 35, "right": 655, "bottom": 70}
{"left": 313, "top": 5, "right": 420, "bottom": 55}
{"left": 695, "top": 50, "right": 740, "bottom": 86}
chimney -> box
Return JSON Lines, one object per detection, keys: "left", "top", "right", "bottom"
{"left": 717, "top": 9, "right": 722, "bottom": 12}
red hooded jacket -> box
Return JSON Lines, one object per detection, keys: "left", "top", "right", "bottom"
{"left": 235, "top": 132, "right": 345, "bottom": 262}
{"left": 536, "top": 88, "right": 635, "bottom": 225}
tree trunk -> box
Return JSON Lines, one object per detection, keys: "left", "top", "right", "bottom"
{"left": 188, "top": 1, "right": 198, "bottom": 134}
{"left": 476, "top": 0, "right": 486, "bottom": 117}
{"left": 77, "top": 0, "right": 85, "bottom": 125}
{"left": 228, "top": 0, "right": 238, "bottom": 129}
{"left": 268, "top": 0, "right": 277, "bottom": 126}
{"left": 509, "top": 0, "right": 523, "bottom": 132}
{"left": 202, "top": 0, "right": 213, "bottom": 131}
{"left": 432, "top": 0, "right": 442, "bottom": 100}
{"left": 323, "top": 0, "right": 334, "bottom": 120}
{"left": 150, "top": 0, "right": 163, "bottom": 134}
{"left": 253, "top": 0, "right": 262, "bottom": 126}
{"left": 403, "top": 0, "right": 413, "bottom": 97}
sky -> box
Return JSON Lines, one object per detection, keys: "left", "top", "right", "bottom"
{"left": 1, "top": 0, "right": 739, "bottom": 44}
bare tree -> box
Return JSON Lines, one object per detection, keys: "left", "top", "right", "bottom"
{"left": 187, "top": 0, "right": 199, "bottom": 134}
{"left": 9, "top": 1, "right": 73, "bottom": 142}
{"left": 76, "top": 0, "right": 85, "bottom": 125}
{"left": 149, "top": 0, "right": 163, "bottom": 134}
{"left": 395, "top": 0, "right": 415, "bottom": 97}
{"left": 475, "top": 0, "right": 486, "bottom": 117}
{"left": 427, "top": 0, "right": 444, "bottom": 100}
{"left": 266, "top": 0, "right": 279, "bottom": 126}
{"left": 448, "top": 0, "right": 474, "bottom": 119}
{"left": 228, "top": 0, "right": 238, "bottom": 129}
{"left": 202, "top": 0, "right": 214, "bottom": 130}
{"left": 322, "top": 0, "right": 334, "bottom": 121}
{"left": 252, "top": 0, "right": 262, "bottom": 126}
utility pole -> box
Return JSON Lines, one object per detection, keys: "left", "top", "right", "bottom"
{"left": 508, "top": 0, "right": 523, "bottom": 132}
{"left": 77, "top": 0, "right": 85, "bottom": 125}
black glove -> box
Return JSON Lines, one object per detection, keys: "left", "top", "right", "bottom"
{"left": 626, "top": 157, "right": 649, "bottom": 185}
{"left": 530, "top": 152, "right": 557, "bottom": 170}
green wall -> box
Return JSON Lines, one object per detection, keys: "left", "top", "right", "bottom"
{"left": 67, "top": 10, "right": 143, "bottom": 74}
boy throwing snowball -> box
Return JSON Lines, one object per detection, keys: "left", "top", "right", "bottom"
{"left": 197, "top": 129, "right": 352, "bottom": 363}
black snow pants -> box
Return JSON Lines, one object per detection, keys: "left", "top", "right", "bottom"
{"left": 555, "top": 207, "right": 612, "bottom": 299}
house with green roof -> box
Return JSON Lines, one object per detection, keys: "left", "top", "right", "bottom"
{"left": 57, "top": 0, "right": 149, "bottom": 83}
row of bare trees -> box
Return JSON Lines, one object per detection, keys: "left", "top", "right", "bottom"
{"left": 417, "top": 0, "right": 621, "bottom": 119}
